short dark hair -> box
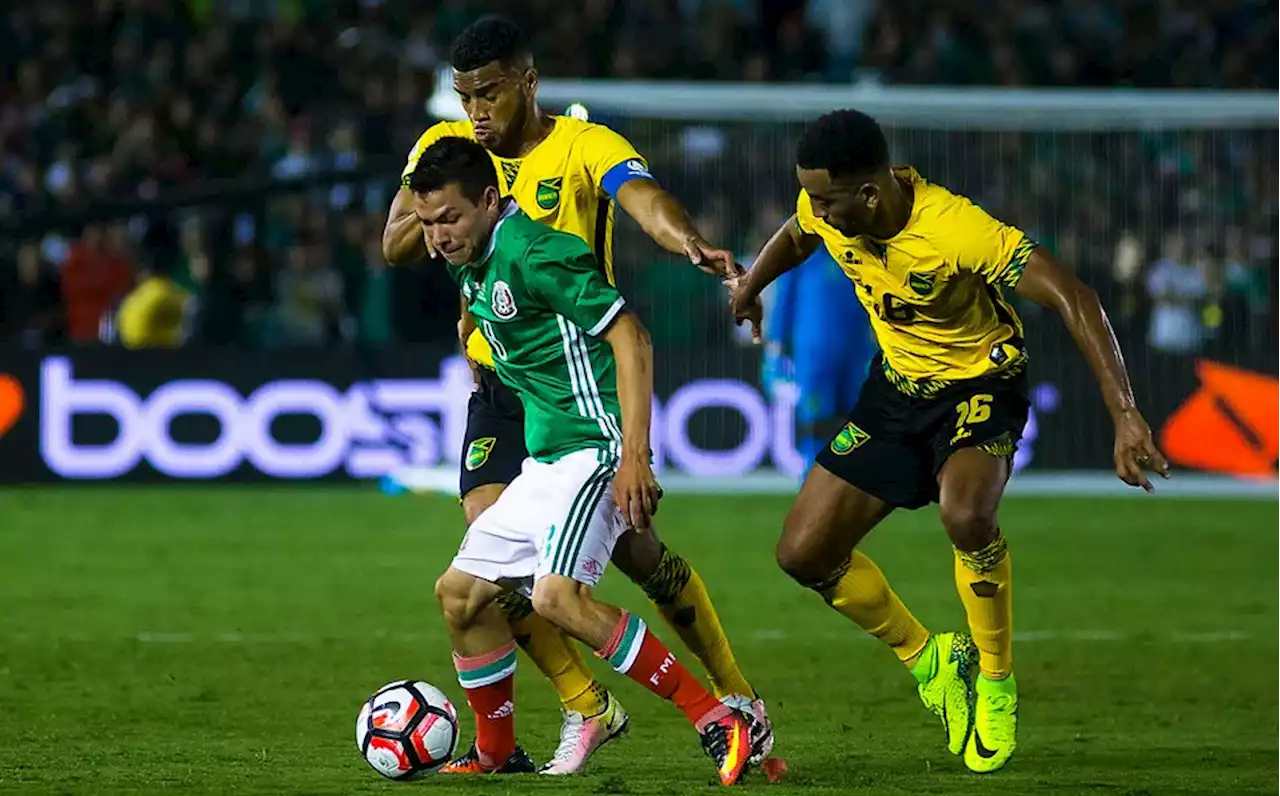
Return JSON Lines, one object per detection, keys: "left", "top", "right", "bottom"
{"left": 796, "top": 109, "right": 889, "bottom": 179}
{"left": 449, "top": 15, "right": 530, "bottom": 72}
{"left": 405, "top": 137, "right": 498, "bottom": 203}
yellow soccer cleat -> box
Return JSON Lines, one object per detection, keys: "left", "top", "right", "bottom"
{"left": 912, "top": 632, "right": 978, "bottom": 756}
{"left": 965, "top": 673, "right": 1018, "bottom": 773}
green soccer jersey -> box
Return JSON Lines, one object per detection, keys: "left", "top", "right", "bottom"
{"left": 447, "top": 202, "right": 626, "bottom": 464}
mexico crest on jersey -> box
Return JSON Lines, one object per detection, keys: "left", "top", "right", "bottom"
{"left": 536, "top": 177, "right": 562, "bottom": 210}
{"left": 492, "top": 280, "right": 518, "bottom": 319}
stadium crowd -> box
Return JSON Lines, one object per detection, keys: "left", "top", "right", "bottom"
{"left": 1, "top": 0, "right": 1275, "bottom": 364}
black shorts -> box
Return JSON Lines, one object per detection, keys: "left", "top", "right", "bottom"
{"left": 459, "top": 368, "right": 528, "bottom": 498}
{"left": 815, "top": 358, "right": 1030, "bottom": 510}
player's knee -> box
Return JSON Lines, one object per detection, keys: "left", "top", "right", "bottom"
{"left": 435, "top": 570, "right": 480, "bottom": 631}
{"left": 939, "top": 501, "right": 998, "bottom": 551}
{"left": 530, "top": 577, "right": 586, "bottom": 628}
{"left": 775, "top": 517, "right": 826, "bottom": 584}
{"left": 611, "top": 529, "right": 665, "bottom": 584}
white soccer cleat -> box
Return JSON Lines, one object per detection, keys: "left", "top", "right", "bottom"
{"left": 720, "top": 694, "right": 774, "bottom": 764}
{"left": 538, "top": 693, "right": 630, "bottom": 775}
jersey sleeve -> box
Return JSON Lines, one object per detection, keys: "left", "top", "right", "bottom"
{"left": 939, "top": 195, "right": 1036, "bottom": 289}
{"left": 400, "top": 122, "right": 455, "bottom": 185}
{"left": 795, "top": 190, "right": 819, "bottom": 235}
{"left": 579, "top": 124, "right": 654, "bottom": 198}
{"left": 525, "top": 234, "right": 626, "bottom": 336}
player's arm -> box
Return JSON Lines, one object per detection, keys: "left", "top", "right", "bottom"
{"left": 382, "top": 188, "right": 431, "bottom": 265}
{"left": 584, "top": 125, "right": 735, "bottom": 278}
{"left": 614, "top": 179, "right": 735, "bottom": 278}
{"left": 730, "top": 214, "right": 822, "bottom": 342}
{"left": 526, "top": 234, "right": 660, "bottom": 528}
{"left": 602, "top": 311, "right": 661, "bottom": 530}
{"left": 457, "top": 293, "right": 480, "bottom": 385}
{"left": 1015, "top": 247, "right": 1170, "bottom": 491}
{"left": 384, "top": 126, "right": 452, "bottom": 265}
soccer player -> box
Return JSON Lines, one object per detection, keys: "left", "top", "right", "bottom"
{"left": 412, "top": 136, "right": 753, "bottom": 786}
{"left": 382, "top": 16, "right": 771, "bottom": 774}
{"left": 728, "top": 110, "right": 1170, "bottom": 773}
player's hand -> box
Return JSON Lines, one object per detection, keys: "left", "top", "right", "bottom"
{"left": 725, "top": 275, "right": 764, "bottom": 344}
{"left": 683, "top": 236, "right": 736, "bottom": 279}
{"left": 1113, "top": 409, "right": 1170, "bottom": 492}
{"left": 614, "top": 453, "right": 661, "bottom": 532}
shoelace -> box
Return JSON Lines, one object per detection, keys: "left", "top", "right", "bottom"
{"left": 548, "top": 712, "right": 586, "bottom": 763}
{"left": 700, "top": 721, "right": 731, "bottom": 761}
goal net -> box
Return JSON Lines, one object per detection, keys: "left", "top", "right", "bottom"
{"left": 418, "top": 79, "right": 1278, "bottom": 487}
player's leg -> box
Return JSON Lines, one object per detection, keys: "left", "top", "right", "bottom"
{"left": 933, "top": 384, "right": 1027, "bottom": 773}
{"left": 781, "top": 372, "right": 977, "bottom": 756}
{"left": 433, "top": 565, "right": 534, "bottom": 774}
{"left": 611, "top": 529, "right": 773, "bottom": 763}
{"left": 774, "top": 463, "right": 930, "bottom": 662}
{"left": 530, "top": 452, "right": 751, "bottom": 786}
{"left": 460, "top": 377, "right": 620, "bottom": 751}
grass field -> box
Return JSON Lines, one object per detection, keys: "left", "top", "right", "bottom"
{"left": 0, "top": 488, "right": 1275, "bottom": 795}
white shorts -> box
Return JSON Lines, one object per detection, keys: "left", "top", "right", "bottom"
{"left": 451, "top": 449, "right": 626, "bottom": 596}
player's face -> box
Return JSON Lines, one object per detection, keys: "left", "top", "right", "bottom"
{"left": 454, "top": 61, "right": 535, "bottom": 155}
{"left": 797, "top": 167, "right": 877, "bottom": 236}
{"left": 412, "top": 183, "right": 501, "bottom": 265}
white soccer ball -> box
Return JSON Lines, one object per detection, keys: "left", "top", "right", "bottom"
{"left": 356, "top": 680, "right": 460, "bottom": 779}
{"left": 565, "top": 102, "right": 590, "bottom": 121}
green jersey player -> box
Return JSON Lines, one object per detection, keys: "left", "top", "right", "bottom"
{"left": 407, "top": 136, "right": 754, "bottom": 787}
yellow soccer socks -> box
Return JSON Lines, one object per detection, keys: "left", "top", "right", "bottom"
{"left": 640, "top": 546, "right": 755, "bottom": 699}
{"left": 953, "top": 532, "right": 1013, "bottom": 680}
{"left": 821, "top": 550, "right": 932, "bottom": 665}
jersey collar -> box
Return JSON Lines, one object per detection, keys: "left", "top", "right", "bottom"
{"left": 477, "top": 199, "right": 520, "bottom": 265}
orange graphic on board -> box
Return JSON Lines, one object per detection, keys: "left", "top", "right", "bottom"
{"left": 0, "top": 374, "right": 24, "bottom": 440}
{"left": 1159, "top": 360, "right": 1278, "bottom": 477}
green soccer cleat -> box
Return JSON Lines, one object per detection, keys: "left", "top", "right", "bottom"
{"left": 964, "top": 673, "right": 1017, "bottom": 773}
{"left": 912, "top": 632, "right": 978, "bottom": 756}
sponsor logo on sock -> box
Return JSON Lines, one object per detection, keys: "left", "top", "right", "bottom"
{"left": 970, "top": 580, "right": 1000, "bottom": 598}
{"left": 486, "top": 700, "right": 515, "bottom": 721}
{"left": 649, "top": 654, "right": 675, "bottom": 687}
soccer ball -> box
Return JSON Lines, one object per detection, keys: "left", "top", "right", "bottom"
{"left": 356, "top": 680, "right": 460, "bottom": 779}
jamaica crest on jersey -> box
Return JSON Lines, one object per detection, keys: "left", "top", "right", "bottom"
{"left": 908, "top": 271, "right": 936, "bottom": 295}
{"left": 491, "top": 280, "right": 518, "bottom": 319}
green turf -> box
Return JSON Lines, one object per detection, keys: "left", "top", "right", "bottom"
{"left": 0, "top": 488, "right": 1275, "bottom": 795}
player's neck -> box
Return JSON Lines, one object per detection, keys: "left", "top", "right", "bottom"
{"left": 511, "top": 107, "right": 554, "bottom": 159}
{"left": 868, "top": 174, "right": 915, "bottom": 241}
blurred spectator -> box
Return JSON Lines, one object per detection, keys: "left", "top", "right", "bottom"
{"left": 1221, "top": 225, "right": 1271, "bottom": 354}
{"left": 1, "top": 243, "right": 64, "bottom": 346}
{"left": 0, "top": 0, "right": 1273, "bottom": 363}
{"left": 273, "top": 238, "right": 347, "bottom": 346}
{"left": 1146, "top": 233, "right": 1207, "bottom": 354}
{"left": 60, "top": 224, "right": 134, "bottom": 343}
{"left": 116, "top": 233, "right": 193, "bottom": 350}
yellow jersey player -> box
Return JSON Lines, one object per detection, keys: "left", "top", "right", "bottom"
{"left": 380, "top": 16, "right": 772, "bottom": 776}
{"left": 729, "top": 110, "right": 1169, "bottom": 774}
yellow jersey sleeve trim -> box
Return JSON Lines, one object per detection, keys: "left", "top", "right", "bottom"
{"left": 1000, "top": 237, "right": 1036, "bottom": 289}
